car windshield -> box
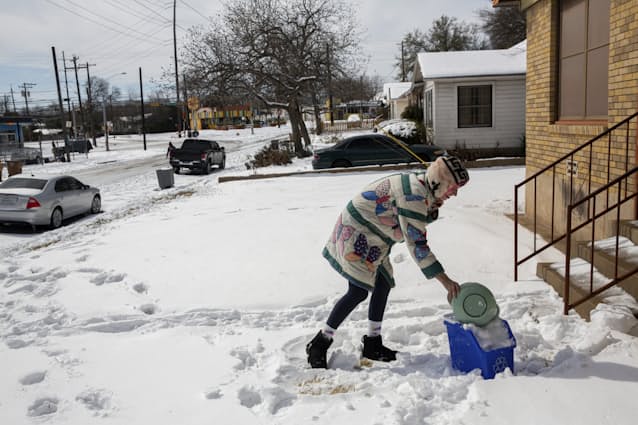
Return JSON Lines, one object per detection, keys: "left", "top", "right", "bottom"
{"left": 0, "top": 178, "right": 47, "bottom": 190}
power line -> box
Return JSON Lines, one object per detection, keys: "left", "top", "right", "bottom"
{"left": 105, "top": 0, "right": 170, "bottom": 26}
{"left": 133, "top": 0, "right": 187, "bottom": 31}
{"left": 61, "top": 0, "right": 169, "bottom": 42}
{"left": 179, "top": 0, "right": 210, "bottom": 23}
{"left": 45, "top": 0, "right": 166, "bottom": 44}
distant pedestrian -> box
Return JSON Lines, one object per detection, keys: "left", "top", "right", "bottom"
{"left": 166, "top": 142, "right": 176, "bottom": 158}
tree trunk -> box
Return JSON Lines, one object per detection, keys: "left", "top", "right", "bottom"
{"left": 311, "top": 90, "right": 323, "bottom": 135}
{"left": 288, "top": 100, "right": 303, "bottom": 156}
{"left": 292, "top": 97, "right": 311, "bottom": 148}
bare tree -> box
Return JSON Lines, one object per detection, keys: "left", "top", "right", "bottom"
{"left": 478, "top": 6, "right": 526, "bottom": 49}
{"left": 181, "top": 0, "right": 362, "bottom": 154}
{"left": 427, "top": 15, "right": 486, "bottom": 52}
{"left": 395, "top": 15, "right": 487, "bottom": 81}
{"left": 394, "top": 29, "right": 428, "bottom": 81}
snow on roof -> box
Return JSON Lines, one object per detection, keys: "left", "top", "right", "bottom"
{"left": 416, "top": 40, "right": 526, "bottom": 79}
{"left": 382, "top": 82, "right": 412, "bottom": 100}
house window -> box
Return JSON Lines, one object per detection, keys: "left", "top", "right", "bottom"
{"left": 558, "top": 0, "right": 609, "bottom": 120}
{"left": 457, "top": 85, "right": 492, "bottom": 128}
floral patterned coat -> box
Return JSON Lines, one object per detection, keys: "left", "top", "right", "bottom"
{"left": 323, "top": 171, "right": 443, "bottom": 290}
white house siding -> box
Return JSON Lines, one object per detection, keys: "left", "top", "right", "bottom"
{"left": 431, "top": 76, "right": 525, "bottom": 151}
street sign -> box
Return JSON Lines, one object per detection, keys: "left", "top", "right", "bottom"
{"left": 66, "top": 121, "right": 72, "bottom": 128}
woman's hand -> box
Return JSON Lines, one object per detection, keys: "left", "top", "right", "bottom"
{"left": 436, "top": 273, "right": 461, "bottom": 303}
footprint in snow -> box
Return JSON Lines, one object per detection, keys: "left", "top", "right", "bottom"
{"left": 76, "top": 389, "right": 113, "bottom": 415}
{"left": 237, "top": 386, "right": 262, "bottom": 408}
{"left": 139, "top": 304, "right": 157, "bottom": 315}
{"left": 90, "top": 271, "right": 126, "bottom": 286}
{"left": 19, "top": 371, "right": 46, "bottom": 385}
{"left": 132, "top": 283, "right": 148, "bottom": 294}
{"left": 77, "top": 267, "right": 102, "bottom": 273}
{"left": 204, "top": 389, "right": 223, "bottom": 399}
{"left": 6, "top": 339, "right": 30, "bottom": 349}
{"left": 27, "top": 397, "right": 58, "bottom": 417}
{"left": 230, "top": 347, "right": 258, "bottom": 371}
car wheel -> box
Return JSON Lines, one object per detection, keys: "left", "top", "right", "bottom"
{"left": 90, "top": 195, "right": 101, "bottom": 214}
{"left": 173, "top": 167, "right": 180, "bottom": 174}
{"left": 203, "top": 161, "right": 211, "bottom": 175}
{"left": 332, "top": 159, "right": 352, "bottom": 168}
{"left": 219, "top": 157, "right": 226, "bottom": 169}
{"left": 50, "top": 207, "right": 63, "bottom": 229}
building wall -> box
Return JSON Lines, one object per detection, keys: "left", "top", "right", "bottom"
{"left": 432, "top": 77, "right": 526, "bottom": 151}
{"left": 390, "top": 98, "right": 410, "bottom": 119}
{"left": 523, "top": 0, "right": 637, "bottom": 238}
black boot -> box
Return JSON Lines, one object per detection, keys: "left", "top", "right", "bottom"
{"left": 306, "top": 331, "right": 333, "bottom": 368}
{"left": 362, "top": 335, "right": 397, "bottom": 362}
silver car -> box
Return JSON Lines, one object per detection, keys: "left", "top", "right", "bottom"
{"left": 0, "top": 175, "right": 101, "bottom": 230}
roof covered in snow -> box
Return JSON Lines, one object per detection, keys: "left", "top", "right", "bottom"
{"left": 416, "top": 40, "right": 526, "bottom": 80}
{"left": 382, "top": 82, "right": 412, "bottom": 100}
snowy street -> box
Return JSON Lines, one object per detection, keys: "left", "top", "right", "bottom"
{"left": 1, "top": 127, "right": 637, "bottom": 425}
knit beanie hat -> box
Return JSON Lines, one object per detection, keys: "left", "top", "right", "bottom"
{"left": 426, "top": 156, "right": 469, "bottom": 199}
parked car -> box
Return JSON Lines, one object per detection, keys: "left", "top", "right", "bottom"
{"left": 0, "top": 175, "right": 101, "bottom": 230}
{"left": 311, "top": 134, "right": 446, "bottom": 169}
{"left": 169, "top": 138, "right": 226, "bottom": 174}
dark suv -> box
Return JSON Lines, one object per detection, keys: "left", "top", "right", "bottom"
{"left": 311, "top": 134, "right": 446, "bottom": 169}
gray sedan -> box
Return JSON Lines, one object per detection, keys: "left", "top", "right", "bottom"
{"left": 0, "top": 175, "right": 101, "bottom": 230}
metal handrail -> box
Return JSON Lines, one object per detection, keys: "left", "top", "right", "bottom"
{"left": 564, "top": 166, "right": 638, "bottom": 314}
{"left": 514, "top": 112, "right": 638, "bottom": 281}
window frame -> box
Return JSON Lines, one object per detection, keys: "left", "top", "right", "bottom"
{"left": 557, "top": 0, "right": 609, "bottom": 121}
{"left": 457, "top": 84, "right": 493, "bottom": 128}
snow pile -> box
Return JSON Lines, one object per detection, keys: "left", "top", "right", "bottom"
{"left": 377, "top": 119, "right": 417, "bottom": 139}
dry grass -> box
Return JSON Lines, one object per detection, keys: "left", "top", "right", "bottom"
{"left": 297, "top": 375, "right": 356, "bottom": 396}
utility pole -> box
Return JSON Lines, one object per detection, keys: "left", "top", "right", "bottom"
{"left": 326, "top": 43, "right": 334, "bottom": 125}
{"left": 182, "top": 73, "right": 190, "bottom": 134}
{"left": 19, "top": 83, "right": 36, "bottom": 115}
{"left": 52, "top": 46, "right": 71, "bottom": 162}
{"left": 139, "top": 67, "right": 147, "bottom": 150}
{"left": 173, "top": 0, "right": 182, "bottom": 137}
{"left": 102, "top": 99, "right": 109, "bottom": 152}
{"left": 10, "top": 86, "right": 16, "bottom": 113}
{"left": 401, "top": 41, "right": 406, "bottom": 82}
{"left": 84, "top": 62, "right": 97, "bottom": 147}
{"left": 359, "top": 75, "right": 364, "bottom": 118}
{"left": 62, "top": 51, "right": 73, "bottom": 133}
{"left": 69, "top": 56, "right": 85, "bottom": 139}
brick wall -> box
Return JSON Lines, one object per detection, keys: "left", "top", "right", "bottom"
{"left": 523, "top": 0, "right": 637, "bottom": 239}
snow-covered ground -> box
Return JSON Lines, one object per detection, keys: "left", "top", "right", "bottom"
{"left": 1, "top": 128, "right": 637, "bottom": 425}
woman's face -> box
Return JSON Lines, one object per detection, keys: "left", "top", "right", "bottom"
{"left": 440, "top": 183, "right": 460, "bottom": 201}
{"left": 427, "top": 156, "right": 467, "bottom": 206}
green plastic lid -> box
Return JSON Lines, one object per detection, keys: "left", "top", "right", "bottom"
{"left": 450, "top": 282, "right": 500, "bottom": 326}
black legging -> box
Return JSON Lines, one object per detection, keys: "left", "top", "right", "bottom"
{"left": 326, "top": 273, "right": 391, "bottom": 329}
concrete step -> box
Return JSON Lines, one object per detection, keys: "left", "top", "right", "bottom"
{"left": 537, "top": 259, "right": 638, "bottom": 320}
{"left": 576, "top": 237, "right": 638, "bottom": 300}
{"left": 536, "top": 261, "right": 608, "bottom": 320}
{"left": 619, "top": 220, "right": 638, "bottom": 245}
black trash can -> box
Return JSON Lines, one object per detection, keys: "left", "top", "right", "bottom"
{"left": 156, "top": 168, "right": 174, "bottom": 189}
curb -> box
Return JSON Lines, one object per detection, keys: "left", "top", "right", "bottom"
{"left": 218, "top": 157, "right": 525, "bottom": 183}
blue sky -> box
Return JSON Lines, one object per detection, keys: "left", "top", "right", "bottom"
{"left": 0, "top": 0, "right": 488, "bottom": 113}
